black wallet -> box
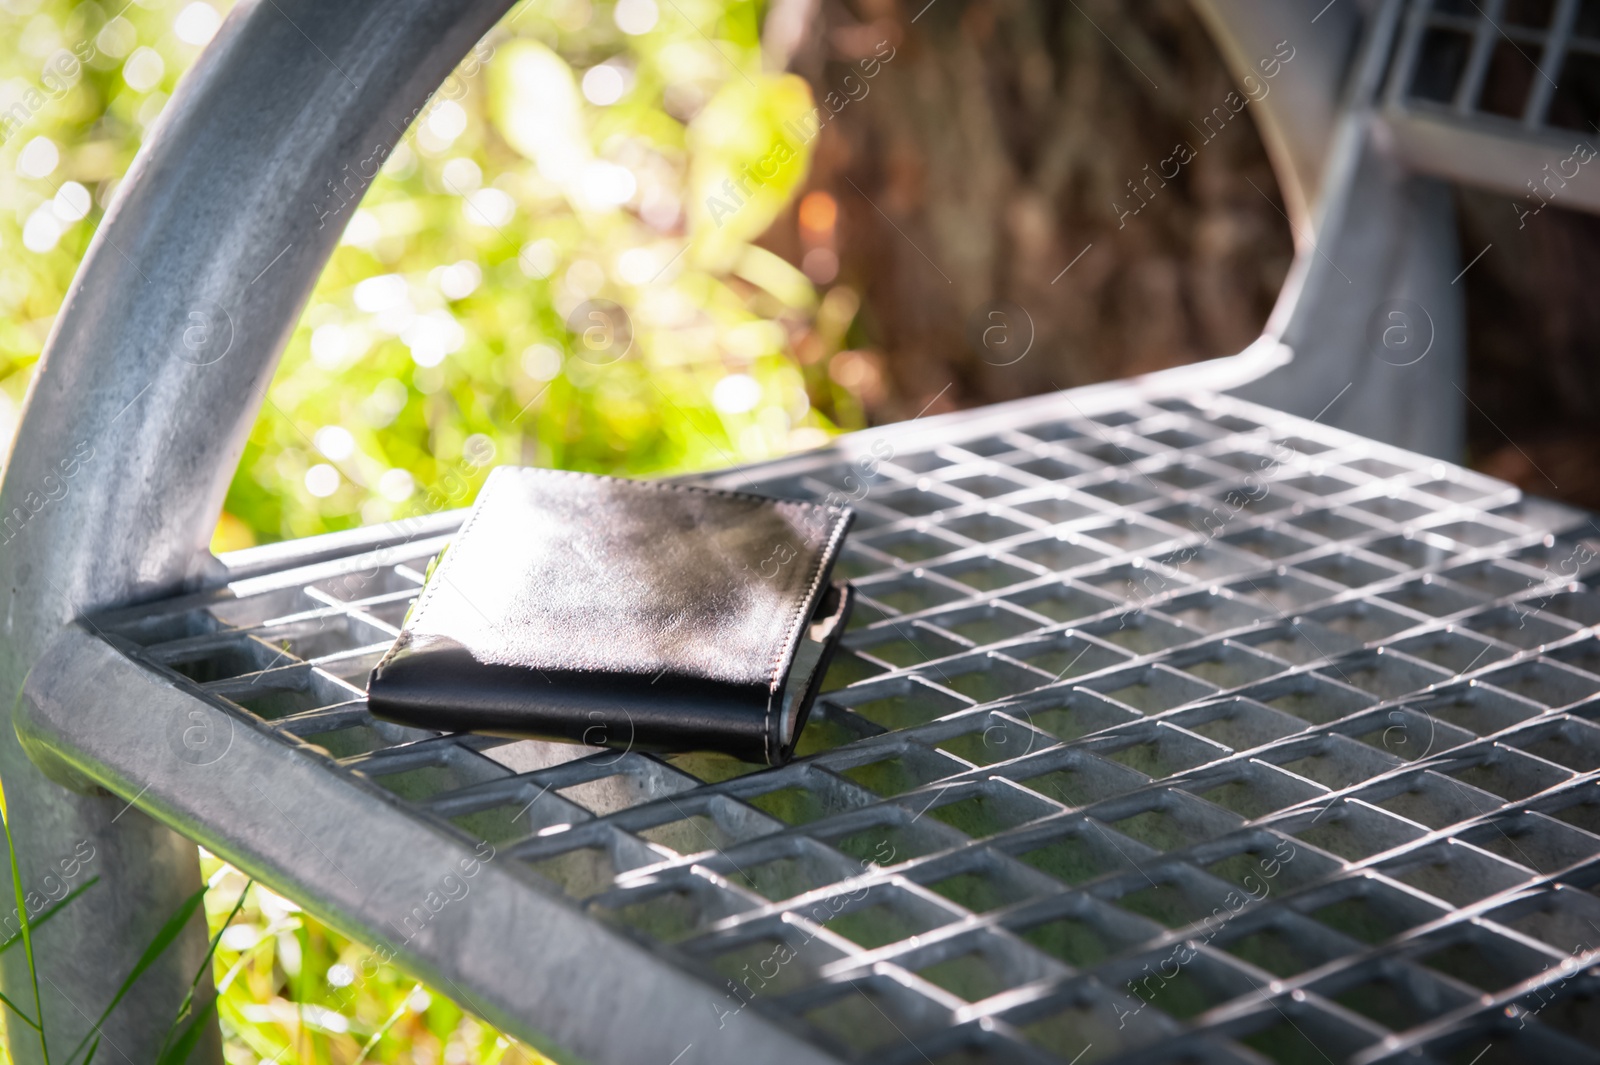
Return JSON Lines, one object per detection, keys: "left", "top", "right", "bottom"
{"left": 366, "top": 467, "right": 854, "bottom": 765}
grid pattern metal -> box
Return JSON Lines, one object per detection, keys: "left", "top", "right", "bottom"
{"left": 1389, "top": 0, "right": 1600, "bottom": 131}
{"left": 91, "top": 390, "right": 1600, "bottom": 1064}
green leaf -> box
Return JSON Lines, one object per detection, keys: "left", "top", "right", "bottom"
{"left": 489, "top": 40, "right": 583, "bottom": 167}
{"left": 0, "top": 876, "right": 101, "bottom": 957}
{"left": 352, "top": 981, "right": 422, "bottom": 1065}
{"left": 0, "top": 987, "right": 40, "bottom": 1030}
{"left": 153, "top": 879, "right": 252, "bottom": 1065}
{"left": 687, "top": 73, "right": 818, "bottom": 265}
{"left": 63, "top": 885, "right": 207, "bottom": 1065}
{"left": 1, "top": 749, "right": 51, "bottom": 1065}
{"left": 153, "top": 998, "right": 216, "bottom": 1065}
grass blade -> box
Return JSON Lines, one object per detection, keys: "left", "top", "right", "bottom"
{"left": 63, "top": 884, "right": 206, "bottom": 1065}
{"left": 153, "top": 878, "right": 252, "bottom": 1064}
{"left": 352, "top": 981, "right": 422, "bottom": 1065}
{"left": 153, "top": 997, "right": 215, "bottom": 1065}
{"left": 0, "top": 987, "right": 41, "bottom": 1030}
{"left": 0, "top": 876, "right": 101, "bottom": 957}
{"left": 1, "top": 766, "right": 50, "bottom": 1065}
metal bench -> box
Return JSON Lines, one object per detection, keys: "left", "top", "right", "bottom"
{"left": 4, "top": 1, "right": 1600, "bottom": 1062}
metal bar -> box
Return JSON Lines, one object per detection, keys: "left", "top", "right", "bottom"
{"left": 0, "top": 0, "right": 515, "bottom": 1059}
{"left": 1382, "top": 0, "right": 1439, "bottom": 110}
{"left": 1525, "top": 0, "right": 1581, "bottom": 125}
{"left": 1379, "top": 106, "right": 1600, "bottom": 212}
{"left": 18, "top": 628, "right": 843, "bottom": 1065}
{"left": 1231, "top": 0, "right": 1469, "bottom": 460}
{"left": 1454, "top": 0, "right": 1508, "bottom": 113}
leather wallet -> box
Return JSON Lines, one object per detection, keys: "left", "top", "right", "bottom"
{"left": 367, "top": 467, "right": 855, "bottom": 765}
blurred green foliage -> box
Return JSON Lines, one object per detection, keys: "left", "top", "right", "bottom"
{"left": 1, "top": 0, "right": 864, "bottom": 550}
{"left": 0, "top": 0, "right": 859, "bottom": 1058}
{"left": 196, "top": 855, "right": 547, "bottom": 1064}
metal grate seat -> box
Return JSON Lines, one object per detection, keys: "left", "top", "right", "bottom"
{"left": 1381, "top": 0, "right": 1600, "bottom": 212}
{"left": 1393, "top": 0, "right": 1599, "bottom": 130}
{"left": 26, "top": 382, "right": 1600, "bottom": 1064}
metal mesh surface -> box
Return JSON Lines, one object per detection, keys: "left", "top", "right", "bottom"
{"left": 94, "top": 390, "right": 1600, "bottom": 1064}
{"left": 1390, "top": 0, "right": 1600, "bottom": 132}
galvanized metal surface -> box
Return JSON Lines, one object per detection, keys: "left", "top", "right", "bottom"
{"left": 0, "top": 0, "right": 515, "bottom": 1059}
{"left": 6, "top": 0, "right": 1591, "bottom": 1059}
{"left": 0, "top": 0, "right": 1347, "bottom": 1058}
{"left": 1222, "top": 0, "right": 1466, "bottom": 460}
{"left": 1379, "top": 0, "right": 1600, "bottom": 212}
{"left": 24, "top": 381, "right": 1600, "bottom": 1065}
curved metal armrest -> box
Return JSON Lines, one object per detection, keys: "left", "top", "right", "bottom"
{"left": 0, "top": 3, "right": 514, "bottom": 1059}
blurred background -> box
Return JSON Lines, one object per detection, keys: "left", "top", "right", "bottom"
{"left": 0, "top": 0, "right": 1303, "bottom": 557}
{"left": 0, "top": 0, "right": 1596, "bottom": 1060}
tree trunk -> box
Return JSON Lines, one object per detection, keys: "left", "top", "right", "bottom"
{"left": 768, "top": 0, "right": 1295, "bottom": 423}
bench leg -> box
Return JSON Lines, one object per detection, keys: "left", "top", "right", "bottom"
{"left": 0, "top": 743, "right": 220, "bottom": 1065}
